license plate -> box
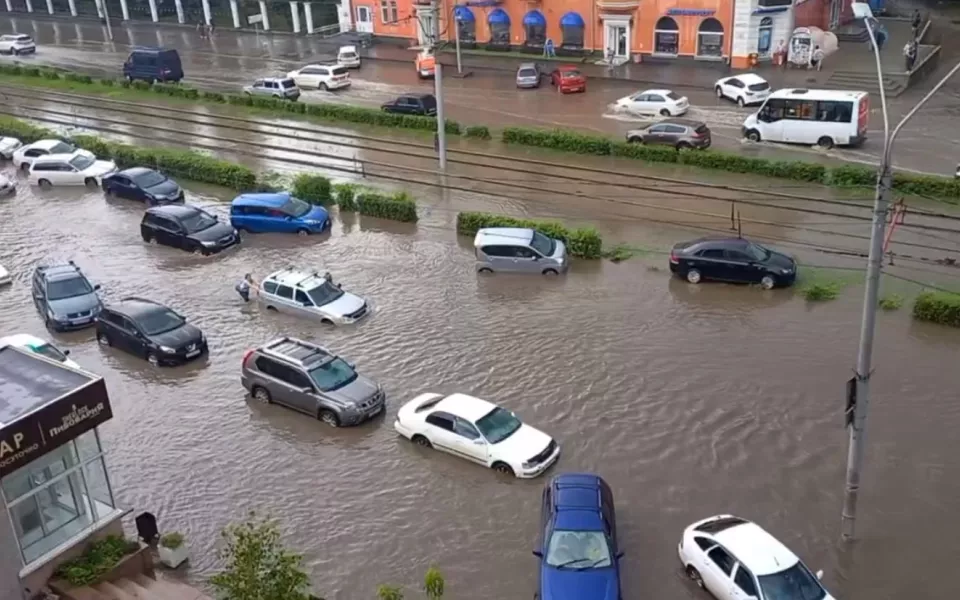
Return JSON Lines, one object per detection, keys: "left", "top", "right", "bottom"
{"left": 186, "top": 349, "right": 200, "bottom": 358}
{"left": 72, "top": 318, "right": 91, "bottom": 325}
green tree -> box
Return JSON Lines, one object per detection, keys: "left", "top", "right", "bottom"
{"left": 377, "top": 567, "right": 445, "bottom": 600}
{"left": 209, "top": 512, "right": 312, "bottom": 600}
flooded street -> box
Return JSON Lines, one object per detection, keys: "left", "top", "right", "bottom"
{"left": 1, "top": 159, "right": 960, "bottom": 599}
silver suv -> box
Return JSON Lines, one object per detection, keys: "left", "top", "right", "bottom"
{"left": 473, "top": 227, "right": 569, "bottom": 275}
{"left": 243, "top": 77, "right": 301, "bottom": 100}
{"left": 241, "top": 337, "right": 385, "bottom": 427}
{"left": 257, "top": 268, "right": 369, "bottom": 325}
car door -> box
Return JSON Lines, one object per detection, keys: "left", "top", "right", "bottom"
{"left": 109, "top": 175, "right": 135, "bottom": 200}
{"left": 294, "top": 289, "right": 315, "bottom": 313}
{"left": 154, "top": 216, "right": 185, "bottom": 249}
{"left": 253, "top": 356, "right": 309, "bottom": 412}
{"left": 756, "top": 98, "right": 786, "bottom": 141}
{"left": 115, "top": 315, "right": 147, "bottom": 356}
{"left": 730, "top": 563, "right": 760, "bottom": 600}
{"left": 723, "top": 78, "right": 743, "bottom": 101}
{"left": 424, "top": 411, "right": 460, "bottom": 456}
{"left": 722, "top": 249, "right": 758, "bottom": 283}
{"left": 694, "top": 247, "right": 726, "bottom": 280}
{"left": 512, "top": 245, "right": 540, "bottom": 274}
{"left": 646, "top": 94, "right": 666, "bottom": 114}
{"left": 664, "top": 124, "right": 688, "bottom": 145}
{"left": 645, "top": 124, "right": 669, "bottom": 145}
{"left": 703, "top": 545, "right": 738, "bottom": 599}
{"left": 452, "top": 417, "right": 489, "bottom": 464}
{"left": 272, "top": 284, "right": 300, "bottom": 316}
{"left": 31, "top": 272, "right": 45, "bottom": 313}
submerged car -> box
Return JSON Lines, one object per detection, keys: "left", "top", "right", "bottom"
{"left": 678, "top": 515, "right": 835, "bottom": 600}
{"left": 381, "top": 94, "right": 437, "bottom": 116}
{"left": 394, "top": 392, "right": 560, "bottom": 478}
{"left": 229, "top": 192, "right": 329, "bottom": 235}
{"left": 141, "top": 204, "right": 240, "bottom": 255}
{"left": 96, "top": 297, "right": 207, "bottom": 366}
{"left": 257, "top": 269, "right": 368, "bottom": 325}
{"left": 0, "top": 173, "right": 15, "bottom": 196}
{"left": 473, "top": 227, "right": 569, "bottom": 275}
{"left": 12, "top": 139, "right": 76, "bottom": 171}
{"left": 0, "top": 136, "right": 22, "bottom": 159}
{"left": 669, "top": 237, "right": 797, "bottom": 289}
{"left": 550, "top": 65, "right": 586, "bottom": 94}
{"left": 31, "top": 261, "right": 103, "bottom": 331}
{"left": 243, "top": 77, "right": 301, "bottom": 100}
{"left": 28, "top": 150, "right": 118, "bottom": 188}
{"left": 615, "top": 89, "right": 689, "bottom": 117}
{"left": 0, "top": 333, "right": 82, "bottom": 370}
{"left": 103, "top": 167, "right": 184, "bottom": 205}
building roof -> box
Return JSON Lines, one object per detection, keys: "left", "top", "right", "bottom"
{"left": 0, "top": 345, "right": 95, "bottom": 427}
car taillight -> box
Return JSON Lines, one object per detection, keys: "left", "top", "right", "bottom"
{"left": 669, "top": 251, "right": 680, "bottom": 264}
{"left": 242, "top": 349, "right": 253, "bottom": 367}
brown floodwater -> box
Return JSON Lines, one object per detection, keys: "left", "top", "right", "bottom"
{"left": 1, "top": 162, "right": 959, "bottom": 600}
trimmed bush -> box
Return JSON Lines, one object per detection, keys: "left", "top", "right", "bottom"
{"left": 456, "top": 211, "right": 602, "bottom": 259}
{"left": 612, "top": 141, "right": 679, "bottom": 163}
{"left": 0, "top": 116, "right": 60, "bottom": 144}
{"left": 801, "top": 282, "right": 841, "bottom": 301}
{"left": 679, "top": 151, "right": 827, "bottom": 183}
{"left": 292, "top": 174, "right": 333, "bottom": 206}
{"left": 828, "top": 164, "right": 876, "bottom": 187}
{"left": 912, "top": 291, "right": 960, "bottom": 327}
{"left": 464, "top": 125, "right": 491, "bottom": 140}
{"left": 355, "top": 191, "right": 418, "bottom": 222}
{"left": 201, "top": 91, "right": 226, "bottom": 103}
{"left": 64, "top": 72, "right": 93, "bottom": 84}
{"left": 332, "top": 183, "right": 359, "bottom": 212}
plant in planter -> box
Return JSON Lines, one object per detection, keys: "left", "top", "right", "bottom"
{"left": 158, "top": 532, "right": 189, "bottom": 569}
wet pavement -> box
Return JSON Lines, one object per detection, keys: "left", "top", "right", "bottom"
{"left": 2, "top": 16, "right": 960, "bottom": 177}
{"left": 2, "top": 94, "right": 960, "bottom": 598}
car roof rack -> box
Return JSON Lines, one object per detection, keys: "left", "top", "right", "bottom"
{"left": 264, "top": 337, "right": 331, "bottom": 364}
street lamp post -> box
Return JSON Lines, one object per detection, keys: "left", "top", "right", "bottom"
{"left": 97, "top": 0, "right": 114, "bottom": 41}
{"left": 429, "top": 0, "right": 447, "bottom": 170}
{"left": 841, "top": 3, "right": 960, "bottom": 541}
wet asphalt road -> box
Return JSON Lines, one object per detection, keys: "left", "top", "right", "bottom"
{"left": 2, "top": 16, "right": 960, "bottom": 177}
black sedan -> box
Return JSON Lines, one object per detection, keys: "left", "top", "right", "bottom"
{"left": 669, "top": 237, "right": 797, "bottom": 289}
{"left": 103, "top": 167, "right": 184, "bottom": 205}
{"left": 95, "top": 297, "right": 207, "bottom": 366}
{"left": 141, "top": 204, "right": 240, "bottom": 255}
{"left": 380, "top": 93, "right": 437, "bottom": 116}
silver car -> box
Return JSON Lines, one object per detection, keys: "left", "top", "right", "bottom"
{"left": 516, "top": 62, "right": 542, "bottom": 89}
{"left": 473, "top": 227, "right": 569, "bottom": 275}
{"left": 257, "top": 268, "right": 369, "bottom": 325}
{"left": 0, "top": 136, "right": 22, "bottom": 159}
{"left": 241, "top": 336, "right": 385, "bottom": 427}
{"left": 243, "top": 77, "right": 301, "bottom": 101}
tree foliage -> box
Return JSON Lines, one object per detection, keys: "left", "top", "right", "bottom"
{"left": 209, "top": 512, "right": 311, "bottom": 600}
{"left": 377, "top": 567, "right": 445, "bottom": 600}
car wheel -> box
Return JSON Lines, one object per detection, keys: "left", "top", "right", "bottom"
{"left": 627, "top": 136, "right": 643, "bottom": 144}
{"left": 715, "top": 86, "right": 723, "bottom": 99}
{"left": 478, "top": 267, "right": 493, "bottom": 274}
{"left": 296, "top": 228, "right": 310, "bottom": 236}
{"left": 686, "top": 566, "right": 705, "bottom": 589}
{"left": 192, "top": 246, "right": 205, "bottom": 256}
{"left": 760, "top": 274, "right": 777, "bottom": 290}
{"left": 686, "top": 269, "right": 702, "bottom": 284}
{"left": 84, "top": 177, "right": 97, "bottom": 188}
{"left": 318, "top": 409, "right": 340, "bottom": 427}
{"left": 251, "top": 386, "right": 272, "bottom": 404}
{"left": 96, "top": 331, "right": 111, "bottom": 346}
{"left": 319, "top": 82, "right": 328, "bottom": 91}
{"left": 265, "top": 305, "right": 278, "bottom": 311}
{"left": 412, "top": 434, "right": 432, "bottom": 448}
{"left": 817, "top": 136, "right": 835, "bottom": 149}
{"left": 737, "top": 96, "right": 745, "bottom": 108}
{"left": 492, "top": 462, "right": 515, "bottom": 477}
{"left": 745, "top": 129, "right": 761, "bottom": 142}
{"left": 660, "top": 108, "right": 671, "bottom": 117}
{"left": 676, "top": 142, "right": 691, "bottom": 151}
{"left": 38, "top": 179, "right": 52, "bottom": 188}
{"left": 542, "top": 268, "right": 559, "bottom": 276}
{"left": 146, "top": 352, "right": 160, "bottom": 366}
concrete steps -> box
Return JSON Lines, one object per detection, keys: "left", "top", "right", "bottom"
{"left": 67, "top": 575, "right": 213, "bottom": 600}
{"left": 823, "top": 70, "right": 907, "bottom": 96}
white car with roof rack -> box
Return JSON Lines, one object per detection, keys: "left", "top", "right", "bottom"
{"left": 393, "top": 392, "right": 560, "bottom": 479}
{"left": 257, "top": 268, "right": 369, "bottom": 325}
{"left": 0, "top": 136, "right": 22, "bottom": 160}
{"left": 615, "top": 88, "right": 689, "bottom": 117}
{"left": 678, "top": 514, "right": 834, "bottom": 600}
{"left": 12, "top": 139, "right": 76, "bottom": 171}
{"left": 0, "top": 333, "right": 82, "bottom": 370}
{"left": 714, "top": 73, "right": 771, "bottom": 107}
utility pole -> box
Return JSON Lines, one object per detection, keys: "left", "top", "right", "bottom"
{"left": 453, "top": 6, "right": 462, "bottom": 74}
{"left": 430, "top": 0, "right": 447, "bottom": 170}
{"left": 97, "top": 0, "right": 114, "bottom": 41}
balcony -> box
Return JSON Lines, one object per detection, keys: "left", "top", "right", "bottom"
{"left": 596, "top": 0, "right": 640, "bottom": 10}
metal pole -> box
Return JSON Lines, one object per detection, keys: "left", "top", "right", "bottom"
{"left": 98, "top": 0, "right": 114, "bottom": 41}
{"left": 431, "top": 0, "right": 447, "bottom": 170}
{"left": 454, "top": 7, "right": 462, "bottom": 74}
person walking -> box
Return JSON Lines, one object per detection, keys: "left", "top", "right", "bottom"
{"left": 208, "top": 18, "right": 216, "bottom": 37}
{"left": 775, "top": 39, "right": 786, "bottom": 67}
{"left": 810, "top": 45, "right": 824, "bottom": 71}
{"left": 235, "top": 273, "right": 258, "bottom": 303}
{"left": 904, "top": 39, "right": 918, "bottom": 71}
{"left": 197, "top": 20, "right": 206, "bottom": 39}
{"left": 911, "top": 9, "right": 922, "bottom": 39}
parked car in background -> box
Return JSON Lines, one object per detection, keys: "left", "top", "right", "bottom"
{"left": 615, "top": 89, "right": 689, "bottom": 117}
{"left": 678, "top": 515, "right": 834, "bottom": 600}
{"left": 0, "top": 174, "right": 15, "bottom": 197}
{"left": 516, "top": 62, "right": 542, "bottom": 89}
{"left": 123, "top": 46, "right": 183, "bottom": 83}
{"left": 243, "top": 77, "right": 301, "bottom": 100}
{"left": 338, "top": 45, "right": 361, "bottom": 68}
{"left": 31, "top": 261, "right": 102, "bottom": 331}
{"left": 473, "top": 227, "right": 569, "bottom": 275}
{"left": 0, "top": 333, "right": 82, "bottom": 370}
{"left": 536, "top": 474, "right": 623, "bottom": 600}
{"left": 626, "top": 119, "right": 711, "bottom": 150}
{"left": 0, "top": 33, "right": 36, "bottom": 55}
{"left": 669, "top": 237, "right": 797, "bottom": 289}
{"left": 257, "top": 269, "right": 368, "bottom": 324}
{"left": 714, "top": 73, "right": 771, "bottom": 107}
{"left": 550, "top": 66, "right": 586, "bottom": 94}
{"left": 286, "top": 64, "right": 351, "bottom": 90}
{"left": 230, "top": 192, "right": 329, "bottom": 235}
{"left": 0, "top": 136, "right": 22, "bottom": 159}
{"left": 102, "top": 167, "right": 183, "bottom": 205}
{"left": 96, "top": 297, "right": 206, "bottom": 366}
{"left": 28, "top": 150, "right": 118, "bottom": 188}
{"left": 381, "top": 93, "right": 437, "bottom": 116}
{"left": 140, "top": 204, "right": 240, "bottom": 255}
{"left": 241, "top": 336, "right": 385, "bottom": 427}
{"left": 394, "top": 392, "right": 560, "bottom": 478}
{"left": 0, "top": 264, "right": 9, "bottom": 286}
{"left": 12, "top": 139, "right": 75, "bottom": 171}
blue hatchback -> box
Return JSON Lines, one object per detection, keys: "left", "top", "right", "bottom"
{"left": 535, "top": 473, "right": 623, "bottom": 600}
{"left": 229, "top": 192, "right": 330, "bottom": 235}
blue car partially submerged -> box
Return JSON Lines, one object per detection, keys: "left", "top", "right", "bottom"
{"left": 535, "top": 473, "right": 623, "bottom": 600}
{"left": 229, "top": 192, "right": 330, "bottom": 235}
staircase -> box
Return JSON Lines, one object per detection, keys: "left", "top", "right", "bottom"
{"left": 823, "top": 69, "right": 907, "bottom": 96}
{"left": 61, "top": 573, "right": 213, "bottom": 600}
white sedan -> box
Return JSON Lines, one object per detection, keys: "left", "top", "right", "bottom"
{"left": 394, "top": 392, "right": 560, "bottom": 478}
{"left": 0, "top": 263, "right": 10, "bottom": 286}
{"left": 678, "top": 515, "right": 835, "bottom": 600}
{"left": 0, "top": 136, "right": 22, "bottom": 159}
{"left": 714, "top": 73, "right": 771, "bottom": 107}
{"left": 28, "top": 150, "right": 117, "bottom": 188}
{"left": 0, "top": 173, "right": 16, "bottom": 196}
{"left": 12, "top": 139, "right": 76, "bottom": 171}
{"left": 615, "top": 89, "right": 689, "bottom": 117}
{"left": 0, "top": 333, "right": 82, "bottom": 369}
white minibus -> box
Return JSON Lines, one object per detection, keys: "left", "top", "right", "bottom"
{"left": 742, "top": 88, "right": 869, "bottom": 148}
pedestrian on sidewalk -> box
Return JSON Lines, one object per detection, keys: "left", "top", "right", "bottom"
{"left": 197, "top": 20, "right": 206, "bottom": 39}
{"left": 775, "top": 39, "right": 786, "bottom": 67}
{"left": 208, "top": 18, "right": 216, "bottom": 37}
{"left": 810, "top": 45, "right": 824, "bottom": 71}
{"left": 904, "top": 39, "right": 918, "bottom": 71}
{"left": 543, "top": 37, "right": 555, "bottom": 58}
{"left": 911, "top": 9, "right": 922, "bottom": 39}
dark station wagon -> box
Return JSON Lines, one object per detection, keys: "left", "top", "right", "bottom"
{"left": 141, "top": 204, "right": 240, "bottom": 255}
{"left": 669, "top": 237, "right": 797, "bottom": 289}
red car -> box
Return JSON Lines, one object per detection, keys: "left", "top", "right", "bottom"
{"left": 550, "top": 65, "right": 586, "bottom": 94}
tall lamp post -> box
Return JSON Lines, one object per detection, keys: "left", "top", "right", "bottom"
{"left": 97, "top": 0, "right": 115, "bottom": 41}
{"left": 841, "top": 2, "right": 960, "bottom": 541}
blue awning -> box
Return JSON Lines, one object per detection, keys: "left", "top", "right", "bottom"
{"left": 523, "top": 10, "right": 546, "bottom": 26}
{"left": 488, "top": 8, "right": 510, "bottom": 24}
{"left": 559, "top": 11, "right": 585, "bottom": 27}
{"left": 666, "top": 8, "right": 715, "bottom": 15}
{"left": 454, "top": 6, "right": 475, "bottom": 22}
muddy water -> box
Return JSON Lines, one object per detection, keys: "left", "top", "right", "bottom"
{"left": 1, "top": 163, "right": 959, "bottom": 599}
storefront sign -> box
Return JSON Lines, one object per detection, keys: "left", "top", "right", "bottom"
{"left": 666, "top": 8, "right": 716, "bottom": 16}
{"left": 0, "top": 378, "right": 111, "bottom": 479}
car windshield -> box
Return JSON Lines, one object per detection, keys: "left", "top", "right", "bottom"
{"left": 519, "top": 68, "right": 537, "bottom": 77}
{"left": 757, "top": 562, "right": 826, "bottom": 600}
{"left": 749, "top": 82, "right": 770, "bottom": 91}
{"left": 306, "top": 280, "right": 344, "bottom": 307}
{"left": 181, "top": 210, "right": 217, "bottom": 233}
{"left": 561, "top": 70, "right": 581, "bottom": 79}
{"left": 68, "top": 154, "right": 95, "bottom": 171}
{"left": 332, "top": 66, "right": 348, "bottom": 75}
{"left": 546, "top": 530, "right": 612, "bottom": 569}
{"left": 50, "top": 142, "right": 74, "bottom": 154}
{"left": 137, "top": 309, "right": 185, "bottom": 336}
{"left": 33, "top": 343, "right": 68, "bottom": 363}
{"left": 529, "top": 231, "right": 555, "bottom": 256}
{"left": 281, "top": 196, "right": 312, "bottom": 218}
{"left": 667, "top": 92, "right": 682, "bottom": 100}
{"left": 46, "top": 276, "right": 93, "bottom": 300}
{"left": 132, "top": 170, "right": 166, "bottom": 188}
{"left": 280, "top": 78, "right": 297, "bottom": 88}
{"left": 308, "top": 357, "right": 358, "bottom": 391}
{"left": 475, "top": 407, "right": 522, "bottom": 444}
{"left": 746, "top": 243, "right": 771, "bottom": 261}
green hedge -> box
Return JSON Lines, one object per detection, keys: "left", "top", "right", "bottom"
{"left": 913, "top": 291, "right": 960, "bottom": 327}
{"left": 292, "top": 173, "right": 333, "bottom": 206}
{"left": 332, "top": 183, "right": 360, "bottom": 212}
{"left": 456, "top": 211, "right": 602, "bottom": 259}
{"left": 355, "top": 190, "right": 418, "bottom": 222}
{"left": 295, "top": 177, "right": 417, "bottom": 221}
{"left": 464, "top": 125, "right": 491, "bottom": 140}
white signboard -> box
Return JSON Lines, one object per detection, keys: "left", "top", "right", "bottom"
{"left": 248, "top": 13, "right": 263, "bottom": 25}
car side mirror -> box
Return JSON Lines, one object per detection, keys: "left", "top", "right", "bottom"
{"left": 532, "top": 550, "right": 543, "bottom": 558}
{"left": 337, "top": 283, "right": 342, "bottom": 289}
{"left": 346, "top": 361, "right": 356, "bottom": 369}
{"left": 63, "top": 349, "right": 71, "bottom": 356}
{"left": 815, "top": 570, "right": 823, "bottom": 580}
{"left": 94, "top": 284, "right": 101, "bottom": 291}
{"left": 616, "top": 551, "right": 625, "bottom": 560}
{"left": 300, "top": 386, "right": 313, "bottom": 394}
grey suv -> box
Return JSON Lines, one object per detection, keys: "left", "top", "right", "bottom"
{"left": 241, "top": 336, "right": 385, "bottom": 427}
{"left": 243, "top": 77, "right": 301, "bottom": 101}
{"left": 32, "top": 261, "right": 103, "bottom": 331}
{"left": 625, "top": 118, "right": 711, "bottom": 150}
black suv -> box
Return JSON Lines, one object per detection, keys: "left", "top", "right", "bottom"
{"left": 141, "top": 204, "right": 240, "bottom": 255}
{"left": 31, "top": 261, "right": 103, "bottom": 331}
{"left": 669, "top": 237, "right": 797, "bottom": 289}
{"left": 380, "top": 93, "right": 437, "bottom": 116}
{"left": 96, "top": 297, "right": 207, "bottom": 366}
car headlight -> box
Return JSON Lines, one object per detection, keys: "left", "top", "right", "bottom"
{"left": 160, "top": 346, "right": 176, "bottom": 354}
{"left": 201, "top": 240, "right": 216, "bottom": 247}
{"left": 782, "top": 268, "right": 793, "bottom": 274}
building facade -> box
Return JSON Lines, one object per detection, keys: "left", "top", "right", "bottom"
{"left": 729, "top": 0, "right": 850, "bottom": 66}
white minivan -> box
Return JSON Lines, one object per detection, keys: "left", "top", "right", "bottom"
{"left": 742, "top": 88, "right": 869, "bottom": 149}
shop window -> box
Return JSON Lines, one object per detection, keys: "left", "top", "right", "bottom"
{"left": 758, "top": 17, "right": 773, "bottom": 56}
{"left": 560, "top": 12, "right": 585, "bottom": 49}
{"left": 487, "top": 9, "right": 511, "bottom": 45}
{"left": 523, "top": 10, "right": 547, "bottom": 46}
{"left": 654, "top": 16, "right": 679, "bottom": 55}
{"left": 379, "top": 0, "right": 398, "bottom": 24}
{"left": 455, "top": 6, "right": 476, "bottom": 42}
{"left": 697, "top": 17, "right": 724, "bottom": 57}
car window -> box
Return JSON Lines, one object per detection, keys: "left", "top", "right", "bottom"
{"left": 331, "top": 67, "right": 348, "bottom": 76}
{"left": 724, "top": 249, "right": 751, "bottom": 262}
{"left": 24, "top": 149, "right": 44, "bottom": 157}
{"left": 50, "top": 142, "right": 74, "bottom": 154}
{"left": 561, "top": 70, "right": 582, "bottom": 79}
{"left": 648, "top": 94, "right": 665, "bottom": 102}
{"left": 33, "top": 343, "right": 68, "bottom": 363}
{"left": 306, "top": 280, "right": 344, "bottom": 307}
{"left": 294, "top": 290, "right": 312, "bottom": 305}
{"left": 708, "top": 547, "right": 736, "bottom": 576}
{"left": 728, "top": 78, "right": 743, "bottom": 87}
{"left": 262, "top": 281, "right": 278, "bottom": 294}
{"left": 31, "top": 162, "right": 53, "bottom": 171}
{"left": 697, "top": 248, "right": 725, "bottom": 259}
{"left": 529, "top": 231, "right": 554, "bottom": 256}
{"left": 453, "top": 418, "right": 481, "bottom": 440}
{"left": 46, "top": 276, "right": 93, "bottom": 300}
{"left": 734, "top": 565, "right": 759, "bottom": 597}
{"left": 475, "top": 407, "right": 522, "bottom": 444}
{"left": 254, "top": 356, "right": 297, "bottom": 384}
{"left": 425, "top": 412, "right": 455, "bottom": 431}
{"left": 276, "top": 285, "right": 294, "bottom": 300}
{"left": 514, "top": 247, "right": 537, "bottom": 259}
{"left": 630, "top": 93, "right": 646, "bottom": 101}
{"left": 480, "top": 245, "right": 506, "bottom": 257}
{"left": 308, "top": 357, "right": 357, "bottom": 391}
{"left": 68, "top": 154, "right": 94, "bottom": 170}
{"left": 132, "top": 170, "right": 165, "bottom": 188}
{"left": 748, "top": 81, "right": 770, "bottom": 91}
{"left": 648, "top": 125, "right": 668, "bottom": 133}
{"left": 666, "top": 92, "right": 682, "bottom": 100}
{"left": 694, "top": 536, "right": 715, "bottom": 551}
{"left": 280, "top": 196, "right": 312, "bottom": 218}
{"left": 280, "top": 78, "right": 297, "bottom": 88}
{"left": 181, "top": 209, "right": 217, "bottom": 234}
{"left": 518, "top": 68, "right": 537, "bottom": 77}
{"left": 253, "top": 79, "right": 264, "bottom": 87}
{"left": 665, "top": 125, "right": 687, "bottom": 134}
